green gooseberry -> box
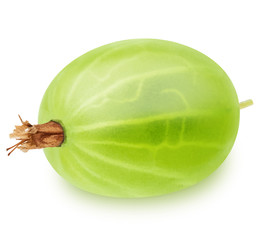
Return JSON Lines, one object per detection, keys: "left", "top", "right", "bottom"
{"left": 8, "top": 39, "right": 253, "bottom": 198}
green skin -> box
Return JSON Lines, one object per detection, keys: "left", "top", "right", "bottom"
{"left": 39, "top": 39, "right": 240, "bottom": 198}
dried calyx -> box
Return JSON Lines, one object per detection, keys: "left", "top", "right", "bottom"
{"left": 7, "top": 115, "right": 64, "bottom": 156}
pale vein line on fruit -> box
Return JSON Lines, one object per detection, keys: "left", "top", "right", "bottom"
{"left": 57, "top": 149, "right": 104, "bottom": 193}
{"left": 66, "top": 149, "right": 132, "bottom": 195}
{"left": 113, "top": 78, "right": 144, "bottom": 102}
{"left": 161, "top": 88, "right": 190, "bottom": 109}
{"left": 87, "top": 67, "right": 183, "bottom": 103}
{"left": 89, "top": 79, "right": 145, "bottom": 108}
{"left": 64, "top": 71, "right": 99, "bottom": 106}
{"left": 91, "top": 79, "right": 144, "bottom": 107}
{"left": 72, "top": 110, "right": 210, "bottom": 133}
{"left": 97, "top": 51, "right": 190, "bottom": 83}
{"left": 95, "top": 55, "right": 141, "bottom": 82}
{"left": 71, "top": 142, "right": 182, "bottom": 180}
{"left": 89, "top": 41, "right": 144, "bottom": 70}
{"left": 160, "top": 89, "right": 189, "bottom": 143}
{"left": 64, "top": 43, "right": 144, "bottom": 107}
{"left": 65, "top": 55, "right": 141, "bottom": 107}
{"left": 77, "top": 140, "right": 223, "bottom": 151}
{"left": 70, "top": 66, "right": 187, "bottom": 118}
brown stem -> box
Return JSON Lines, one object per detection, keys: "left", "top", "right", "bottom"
{"left": 7, "top": 115, "right": 64, "bottom": 156}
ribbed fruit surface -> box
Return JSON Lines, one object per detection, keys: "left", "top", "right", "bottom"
{"left": 39, "top": 39, "right": 240, "bottom": 198}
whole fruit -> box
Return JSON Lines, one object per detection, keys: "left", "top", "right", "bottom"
{"left": 10, "top": 39, "right": 248, "bottom": 198}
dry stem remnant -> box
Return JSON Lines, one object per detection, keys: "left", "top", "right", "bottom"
{"left": 7, "top": 115, "right": 64, "bottom": 156}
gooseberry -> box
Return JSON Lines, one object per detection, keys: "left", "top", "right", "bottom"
{"left": 8, "top": 39, "right": 253, "bottom": 198}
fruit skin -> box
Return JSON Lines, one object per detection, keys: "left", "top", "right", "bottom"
{"left": 38, "top": 39, "right": 240, "bottom": 198}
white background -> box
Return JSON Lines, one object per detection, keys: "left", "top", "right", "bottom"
{"left": 0, "top": 1, "right": 267, "bottom": 239}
